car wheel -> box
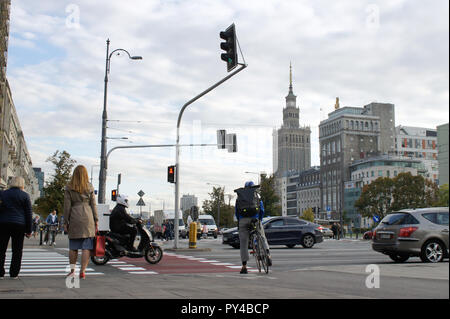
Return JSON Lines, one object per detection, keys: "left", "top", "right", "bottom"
{"left": 420, "top": 240, "right": 445, "bottom": 263}
{"left": 389, "top": 253, "right": 409, "bottom": 263}
{"left": 286, "top": 244, "right": 295, "bottom": 248}
{"left": 301, "top": 234, "right": 315, "bottom": 248}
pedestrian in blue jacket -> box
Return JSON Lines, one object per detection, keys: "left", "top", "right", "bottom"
{"left": 0, "top": 177, "right": 33, "bottom": 279}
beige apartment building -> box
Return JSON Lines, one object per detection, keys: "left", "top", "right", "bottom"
{"left": 0, "top": 0, "right": 39, "bottom": 202}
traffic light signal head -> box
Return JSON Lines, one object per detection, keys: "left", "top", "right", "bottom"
{"left": 168, "top": 165, "right": 175, "bottom": 183}
{"left": 111, "top": 189, "right": 117, "bottom": 201}
{"left": 220, "top": 24, "right": 238, "bottom": 72}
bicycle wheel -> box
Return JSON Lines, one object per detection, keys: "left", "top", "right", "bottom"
{"left": 251, "top": 233, "right": 261, "bottom": 272}
{"left": 257, "top": 234, "right": 269, "bottom": 274}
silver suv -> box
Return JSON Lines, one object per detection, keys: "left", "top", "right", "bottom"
{"left": 372, "top": 207, "right": 449, "bottom": 263}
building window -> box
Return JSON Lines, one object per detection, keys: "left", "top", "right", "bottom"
{"left": 378, "top": 170, "right": 383, "bottom": 177}
{"left": 371, "top": 171, "right": 374, "bottom": 177}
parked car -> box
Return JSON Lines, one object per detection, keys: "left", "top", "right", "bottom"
{"left": 372, "top": 207, "right": 449, "bottom": 263}
{"left": 222, "top": 216, "right": 323, "bottom": 249}
{"left": 317, "top": 226, "right": 333, "bottom": 238}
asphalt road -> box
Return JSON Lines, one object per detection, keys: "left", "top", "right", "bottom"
{"left": 0, "top": 234, "right": 448, "bottom": 300}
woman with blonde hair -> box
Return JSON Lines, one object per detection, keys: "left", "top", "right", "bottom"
{"left": 63, "top": 165, "right": 98, "bottom": 279}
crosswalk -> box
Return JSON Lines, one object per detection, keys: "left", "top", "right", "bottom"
{"left": 3, "top": 248, "right": 262, "bottom": 277}
{"left": 4, "top": 249, "right": 104, "bottom": 277}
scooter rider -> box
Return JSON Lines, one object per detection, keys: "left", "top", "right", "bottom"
{"left": 109, "top": 194, "right": 138, "bottom": 252}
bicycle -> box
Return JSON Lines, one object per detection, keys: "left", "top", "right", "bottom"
{"left": 46, "top": 224, "right": 58, "bottom": 246}
{"left": 249, "top": 219, "right": 270, "bottom": 274}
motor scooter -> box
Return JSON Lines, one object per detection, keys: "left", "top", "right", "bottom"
{"left": 91, "top": 218, "right": 163, "bottom": 265}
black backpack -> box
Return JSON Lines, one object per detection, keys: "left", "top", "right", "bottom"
{"left": 235, "top": 187, "right": 260, "bottom": 218}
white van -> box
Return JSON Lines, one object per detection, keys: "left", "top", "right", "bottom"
{"left": 198, "top": 214, "right": 218, "bottom": 238}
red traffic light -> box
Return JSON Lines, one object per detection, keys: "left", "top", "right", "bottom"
{"left": 111, "top": 189, "right": 117, "bottom": 201}
{"left": 168, "top": 165, "right": 175, "bottom": 183}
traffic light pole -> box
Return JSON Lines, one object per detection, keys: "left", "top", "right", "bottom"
{"left": 174, "top": 63, "right": 247, "bottom": 249}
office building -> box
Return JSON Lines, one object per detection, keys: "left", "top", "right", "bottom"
{"left": 319, "top": 100, "right": 396, "bottom": 220}
{"left": 394, "top": 125, "right": 439, "bottom": 183}
{"left": 437, "top": 123, "right": 449, "bottom": 185}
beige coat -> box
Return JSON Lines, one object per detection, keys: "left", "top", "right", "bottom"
{"left": 63, "top": 184, "right": 98, "bottom": 239}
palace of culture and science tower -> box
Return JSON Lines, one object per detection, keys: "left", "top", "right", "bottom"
{"left": 273, "top": 64, "right": 311, "bottom": 177}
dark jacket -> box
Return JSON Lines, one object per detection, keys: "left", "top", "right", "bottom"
{"left": 109, "top": 204, "right": 136, "bottom": 232}
{"left": 0, "top": 188, "right": 33, "bottom": 234}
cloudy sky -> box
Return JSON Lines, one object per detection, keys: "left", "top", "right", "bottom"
{"left": 7, "top": 0, "right": 449, "bottom": 213}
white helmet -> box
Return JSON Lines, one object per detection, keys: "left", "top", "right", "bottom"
{"left": 116, "top": 194, "right": 129, "bottom": 208}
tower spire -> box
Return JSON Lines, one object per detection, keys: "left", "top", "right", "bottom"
{"left": 289, "top": 62, "right": 293, "bottom": 91}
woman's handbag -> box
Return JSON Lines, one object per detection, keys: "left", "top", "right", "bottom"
{"left": 91, "top": 227, "right": 106, "bottom": 257}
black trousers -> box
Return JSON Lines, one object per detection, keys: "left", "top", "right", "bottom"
{"left": 113, "top": 225, "right": 137, "bottom": 248}
{"left": 0, "top": 223, "right": 26, "bottom": 278}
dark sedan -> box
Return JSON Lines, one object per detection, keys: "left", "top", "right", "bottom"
{"left": 222, "top": 216, "right": 323, "bottom": 249}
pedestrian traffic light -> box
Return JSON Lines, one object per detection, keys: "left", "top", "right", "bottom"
{"left": 111, "top": 189, "right": 117, "bottom": 201}
{"left": 168, "top": 165, "right": 175, "bottom": 183}
{"left": 220, "top": 23, "right": 238, "bottom": 72}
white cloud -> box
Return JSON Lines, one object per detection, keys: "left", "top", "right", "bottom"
{"left": 7, "top": 0, "right": 449, "bottom": 210}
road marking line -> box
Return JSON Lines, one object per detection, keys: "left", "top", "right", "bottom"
{"left": 128, "top": 271, "right": 158, "bottom": 275}
{"left": 211, "top": 263, "right": 234, "bottom": 266}
{"left": 118, "top": 267, "right": 147, "bottom": 271}
{"left": 199, "top": 260, "right": 219, "bottom": 263}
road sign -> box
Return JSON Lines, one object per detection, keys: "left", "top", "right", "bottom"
{"left": 326, "top": 206, "right": 331, "bottom": 212}
{"left": 136, "top": 198, "right": 145, "bottom": 206}
{"left": 138, "top": 190, "right": 145, "bottom": 197}
{"left": 373, "top": 215, "right": 380, "bottom": 223}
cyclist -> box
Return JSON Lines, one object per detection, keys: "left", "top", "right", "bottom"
{"left": 44, "top": 210, "right": 58, "bottom": 245}
{"left": 234, "top": 181, "right": 272, "bottom": 274}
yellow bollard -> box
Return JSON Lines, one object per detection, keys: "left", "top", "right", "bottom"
{"left": 189, "top": 222, "right": 197, "bottom": 248}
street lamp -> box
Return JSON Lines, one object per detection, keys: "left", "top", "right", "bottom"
{"left": 206, "top": 182, "right": 225, "bottom": 230}
{"left": 98, "top": 39, "right": 142, "bottom": 204}
{"left": 90, "top": 164, "right": 100, "bottom": 186}
{"left": 244, "top": 171, "right": 262, "bottom": 185}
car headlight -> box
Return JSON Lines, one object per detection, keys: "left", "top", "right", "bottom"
{"left": 232, "top": 231, "right": 238, "bottom": 235}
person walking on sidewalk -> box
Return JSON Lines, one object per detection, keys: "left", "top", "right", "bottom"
{"left": 63, "top": 165, "right": 98, "bottom": 280}
{"left": 0, "top": 176, "right": 33, "bottom": 279}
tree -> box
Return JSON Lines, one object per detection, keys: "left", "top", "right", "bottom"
{"left": 300, "top": 208, "right": 314, "bottom": 222}
{"left": 33, "top": 150, "right": 76, "bottom": 219}
{"left": 354, "top": 177, "right": 394, "bottom": 220}
{"left": 202, "top": 187, "right": 236, "bottom": 228}
{"left": 434, "top": 184, "right": 449, "bottom": 207}
{"left": 391, "top": 172, "right": 438, "bottom": 210}
{"left": 259, "top": 173, "right": 281, "bottom": 216}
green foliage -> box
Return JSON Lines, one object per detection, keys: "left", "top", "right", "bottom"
{"left": 33, "top": 150, "right": 76, "bottom": 219}
{"left": 300, "top": 207, "right": 314, "bottom": 222}
{"left": 202, "top": 187, "right": 236, "bottom": 228}
{"left": 391, "top": 173, "right": 438, "bottom": 210}
{"left": 355, "top": 172, "right": 440, "bottom": 219}
{"left": 355, "top": 177, "right": 394, "bottom": 220}
{"left": 259, "top": 173, "right": 281, "bottom": 216}
{"left": 435, "top": 184, "right": 449, "bottom": 207}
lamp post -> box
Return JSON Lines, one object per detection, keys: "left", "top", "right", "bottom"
{"left": 90, "top": 164, "right": 100, "bottom": 186}
{"left": 98, "top": 39, "right": 142, "bottom": 204}
{"left": 244, "top": 171, "right": 262, "bottom": 185}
